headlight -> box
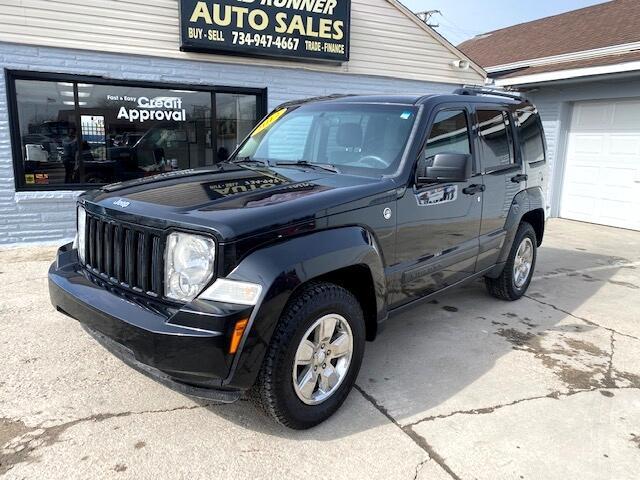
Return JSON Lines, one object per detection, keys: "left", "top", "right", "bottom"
{"left": 164, "top": 232, "right": 216, "bottom": 302}
{"left": 77, "top": 205, "right": 86, "bottom": 264}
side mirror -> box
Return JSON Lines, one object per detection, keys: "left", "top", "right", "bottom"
{"left": 416, "top": 153, "right": 472, "bottom": 185}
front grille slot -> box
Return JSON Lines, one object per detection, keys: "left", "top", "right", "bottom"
{"left": 83, "top": 213, "right": 163, "bottom": 298}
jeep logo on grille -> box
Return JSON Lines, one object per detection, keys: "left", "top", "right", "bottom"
{"left": 113, "top": 199, "right": 131, "bottom": 208}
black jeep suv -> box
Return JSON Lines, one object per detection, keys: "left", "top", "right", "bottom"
{"left": 49, "top": 89, "right": 547, "bottom": 429}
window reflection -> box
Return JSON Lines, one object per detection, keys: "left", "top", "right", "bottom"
{"left": 216, "top": 93, "right": 258, "bottom": 162}
{"left": 477, "top": 110, "right": 514, "bottom": 168}
{"left": 424, "top": 110, "right": 471, "bottom": 159}
{"left": 16, "top": 80, "right": 80, "bottom": 186}
{"left": 517, "top": 107, "right": 545, "bottom": 164}
{"left": 13, "top": 77, "right": 263, "bottom": 189}
{"left": 78, "top": 84, "right": 213, "bottom": 184}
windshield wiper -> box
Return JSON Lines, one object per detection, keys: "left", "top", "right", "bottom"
{"left": 232, "top": 156, "right": 270, "bottom": 168}
{"left": 275, "top": 161, "right": 340, "bottom": 174}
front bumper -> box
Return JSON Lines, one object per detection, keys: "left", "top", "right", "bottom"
{"left": 48, "top": 243, "right": 252, "bottom": 402}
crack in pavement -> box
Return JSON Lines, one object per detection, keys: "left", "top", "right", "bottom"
{"left": 413, "top": 456, "right": 430, "bottom": 480}
{"left": 355, "top": 382, "right": 640, "bottom": 479}
{"left": 400, "top": 317, "right": 639, "bottom": 430}
{"left": 404, "top": 386, "right": 640, "bottom": 428}
{"left": 524, "top": 294, "right": 640, "bottom": 341}
{"left": 0, "top": 403, "right": 214, "bottom": 475}
{"left": 606, "top": 331, "right": 616, "bottom": 386}
{"left": 354, "top": 384, "right": 461, "bottom": 480}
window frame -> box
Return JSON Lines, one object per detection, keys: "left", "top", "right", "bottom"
{"left": 474, "top": 107, "right": 521, "bottom": 175}
{"left": 6, "top": 70, "right": 268, "bottom": 192}
{"left": 414, "top": 105, "right": 477, "bottom": 188}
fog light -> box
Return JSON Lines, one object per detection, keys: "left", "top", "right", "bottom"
{"left": 200, "top": 279, "right": 262, "bottom": 306}
{"left": 164, "top": 232, "right": 216, "bottom": 302}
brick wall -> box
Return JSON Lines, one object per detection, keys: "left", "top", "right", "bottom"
{"left": 0, "top": 41, "right": 456, "bottom": 246}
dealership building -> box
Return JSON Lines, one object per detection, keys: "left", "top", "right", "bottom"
{"left": 0, "top": 0, "right": 484, "bottom": 245}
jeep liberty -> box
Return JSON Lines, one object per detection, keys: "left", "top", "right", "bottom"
{"left": 49, "top": 88, "right": 547, "bottom": 429}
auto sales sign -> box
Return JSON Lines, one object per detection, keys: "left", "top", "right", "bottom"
{"left": 179, "top": 0, "right": 351, "bottom": 62}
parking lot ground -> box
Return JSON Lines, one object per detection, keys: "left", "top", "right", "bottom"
{"left": 1, "top": 219, "right": 639, "bottom": 480}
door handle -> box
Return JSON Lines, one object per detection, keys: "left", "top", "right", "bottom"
{"left": 463, "top": 184, "right": 486, "bottom": 195}
{"left": 511, "top": 174, "right": 528, "bottom": 183}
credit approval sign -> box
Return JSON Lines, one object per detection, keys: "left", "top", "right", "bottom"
{"left": 179, "top": 0, "right": 351, "bottom": 62}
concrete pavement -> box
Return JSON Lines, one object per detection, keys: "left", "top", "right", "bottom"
{"left": 1, "top": 219, "right": 639, "bottom": 479}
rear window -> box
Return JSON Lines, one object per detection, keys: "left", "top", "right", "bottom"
{"left": 516, "top": 107, "right": 546, "bottom": 164}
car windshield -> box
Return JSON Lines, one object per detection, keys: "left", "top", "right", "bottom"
{"left": 234, "top": 103, "right": 419, "bottom": 176}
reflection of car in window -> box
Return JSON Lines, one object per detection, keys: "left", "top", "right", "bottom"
{"left": 122, "top": 133, "right": 143, "bottom": 147}
{"left": 23, "top": 120, "right": 75, "bottom": 162}
{"left": 83, "top": 125, "right": 188, "bottom": 184}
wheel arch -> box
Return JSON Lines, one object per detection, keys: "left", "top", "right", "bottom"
{"left": 521, "top": 208, "right": 545, "bottom": 246}
{"left": 221, "top": 226, "right": 387, "bottom": 390}
{"left": 486, "top": 188, "right": 546, "bottom": 279}
{"left": 313, "top": 264, "right": 379, "bottom": 341}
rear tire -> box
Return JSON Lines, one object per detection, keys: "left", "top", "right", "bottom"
{"left": 485, "top": 221, "right": 537, "bottom": 301}
{"left": 251, "top": 282, "right": 365, "bottom": 430}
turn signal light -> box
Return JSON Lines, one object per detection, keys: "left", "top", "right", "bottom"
{"left": 229, "top": 319, "right": 249, "bottom": 355}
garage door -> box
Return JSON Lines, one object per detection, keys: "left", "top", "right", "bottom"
{"left": 561, "top": 99, "right": 640, "bottom": 230}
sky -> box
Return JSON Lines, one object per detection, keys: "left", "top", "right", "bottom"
{"left": 398, "top": 0, "right": 610, "bottom": 45}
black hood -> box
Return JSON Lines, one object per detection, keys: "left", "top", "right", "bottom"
{"left": 83, "top": 163, "right": 396, "bottom": 241}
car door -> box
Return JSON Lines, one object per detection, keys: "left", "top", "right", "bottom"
{"left": 391, "top": 106, "right": 483, "bottom": 306}
{"left": 474, "top": 107, "right": 525, "bottom": 271}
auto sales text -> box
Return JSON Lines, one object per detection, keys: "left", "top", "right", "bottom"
{"left": 189, "top": 0, "right": 345, "bottom": 41}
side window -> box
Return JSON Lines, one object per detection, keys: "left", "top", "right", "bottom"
{"left": 477, "top": 110, "right": 514, "bottom": 170}
{"left": 516, "top": 108, "right": 546, "bottom": 164}
{"left": 424, "top": 110, "right": 471, "bottom": 159}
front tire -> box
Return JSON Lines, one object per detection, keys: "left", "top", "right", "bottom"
{"left": 251, "top": 282, "right": 365, "bottom": 430}
{"left": 485, "top": 221, "right": 538, "bottom": 301}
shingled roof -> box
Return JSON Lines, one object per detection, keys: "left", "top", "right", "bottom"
{"left": 458, "top": 0, "right": 640, "bottom": 68}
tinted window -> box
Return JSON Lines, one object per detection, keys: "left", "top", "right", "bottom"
{"left": 516, "top": 107, "right": 545, "bottom": 164}
{"left": 424, "top": 110, "right": 471, "bottom": 158}
{"left": 477, "top": 110, "right": 514, "bottom": 170}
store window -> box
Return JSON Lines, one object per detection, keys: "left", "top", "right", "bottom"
{"left": 9, "top": 73, "right": 266, "bottom": 190}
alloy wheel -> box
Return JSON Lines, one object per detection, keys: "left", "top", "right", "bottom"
{"left": 513, "top": 237, "right": 534, "bottom": 288}
{"left": 292, "top": 314, "right": 354, "bottom": 406}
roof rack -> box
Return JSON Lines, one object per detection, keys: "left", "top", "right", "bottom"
{"left": 453, "top": 86, "right": 524, "bottom": 101}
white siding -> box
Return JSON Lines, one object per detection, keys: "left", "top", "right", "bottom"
{"left": 0, "top": 0, "right": 484, "bottom": 85}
